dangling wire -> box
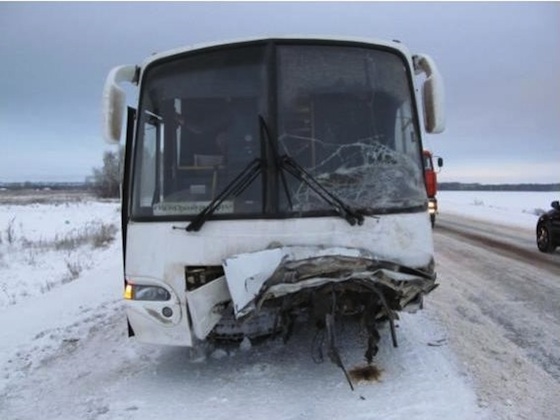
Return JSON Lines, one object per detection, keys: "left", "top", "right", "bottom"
{"left": 325, "top": 285, "right": 354, "bottom": 390}
{"left": 311, "top": 328, "right": 325, "bottom": 364}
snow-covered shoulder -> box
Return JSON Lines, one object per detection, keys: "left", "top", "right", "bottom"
{"left": 438, "top": 190, "right": 558, "bottom": 230}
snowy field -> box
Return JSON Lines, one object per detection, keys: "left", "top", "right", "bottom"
{"left": 438, "top": 190, "right": 559, "bottom": 230}
{"left": 0, "top": 190, "right": 557, "bottom": 419}
{"left": 0, "top": 199, "right": 120, "bottom": 307}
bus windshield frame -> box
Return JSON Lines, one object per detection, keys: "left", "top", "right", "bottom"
{"left": 130, "top": 40, "right": 426, "bottom": 221}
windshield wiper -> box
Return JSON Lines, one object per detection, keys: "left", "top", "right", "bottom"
{"left": 259, "top": 115, "right": 293, "bottom": 209}
{"left": 279, "top": 155, "right": 364, "bottom": 226}
{"left": 258, "top": 115, "right": 363, "bottom": 226}
{"left": 186, "top": 158, "right": 263, "bottom": 232}
{"left": 188, "top": 116, "right": 363, "bottom": 231}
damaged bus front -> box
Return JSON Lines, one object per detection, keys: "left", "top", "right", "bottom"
{"left": 102, "top": 37, "right": 445, "bottom": 364}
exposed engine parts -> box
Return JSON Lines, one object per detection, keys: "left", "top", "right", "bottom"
{"left": 191, "top": 246, "right": 437, "bottom": 389}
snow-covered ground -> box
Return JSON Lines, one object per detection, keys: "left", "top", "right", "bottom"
{"left": 0, "top": 191, "right": 557, "bottom": 419}
{"left": 438, "top": 190, "right": 558, "bottom": 230}
{"left": 0, "top": 200, "right": 120, "bottom": 307}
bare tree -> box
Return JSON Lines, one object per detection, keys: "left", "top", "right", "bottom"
{"left": 91, "top": 149, "right": 124, "bottom": 198}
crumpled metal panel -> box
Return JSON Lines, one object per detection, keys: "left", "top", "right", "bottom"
{"left": 223, "top": 245, "right": 435, "bottom": 318}
{"left": 186, "top": 275, "right": 230, "bottom": 340}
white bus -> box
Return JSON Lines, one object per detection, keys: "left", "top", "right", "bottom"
{"left": 102, "top": 36, "right": 445, "bottom": 365}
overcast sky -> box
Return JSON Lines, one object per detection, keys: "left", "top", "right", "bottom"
{"left": 1, "top": 2, "right": 558, "bottom": 184}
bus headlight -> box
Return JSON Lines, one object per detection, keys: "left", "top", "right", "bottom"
{"left": 124, "top": 283, "right": 171, "bottom": 301}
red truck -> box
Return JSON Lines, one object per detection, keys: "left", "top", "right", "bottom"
{"left": 423, "top": 150, "right": 443, "bottom": 227}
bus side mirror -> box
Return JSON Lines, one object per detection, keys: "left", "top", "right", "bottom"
{"left": 102, "top": 65, "right": 137, "bottom": 143}
{"left": 414, "top": 54, "right": 446, "bottom": 134}
{"left": 437, "top": 157, "right": 443, "bottom": 168}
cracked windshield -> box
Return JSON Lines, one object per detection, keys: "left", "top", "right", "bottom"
{"left": 132, "top": 43, "right": 425, "bottom": 218}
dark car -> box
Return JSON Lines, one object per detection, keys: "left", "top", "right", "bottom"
{"left": 536, "top": 200, "right": 560, "bottom": 253}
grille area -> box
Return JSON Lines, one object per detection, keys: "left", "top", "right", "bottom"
{"left": 185, "top": 265, "right": 224, "bottom": 291}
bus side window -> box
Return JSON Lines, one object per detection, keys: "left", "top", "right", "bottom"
{"left": 138, "top": 120, "right": 158, "bottom": 207}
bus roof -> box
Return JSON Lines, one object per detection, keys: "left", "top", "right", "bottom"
{"left": 139, "top": 35, "right": 414, "bottom": 70}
